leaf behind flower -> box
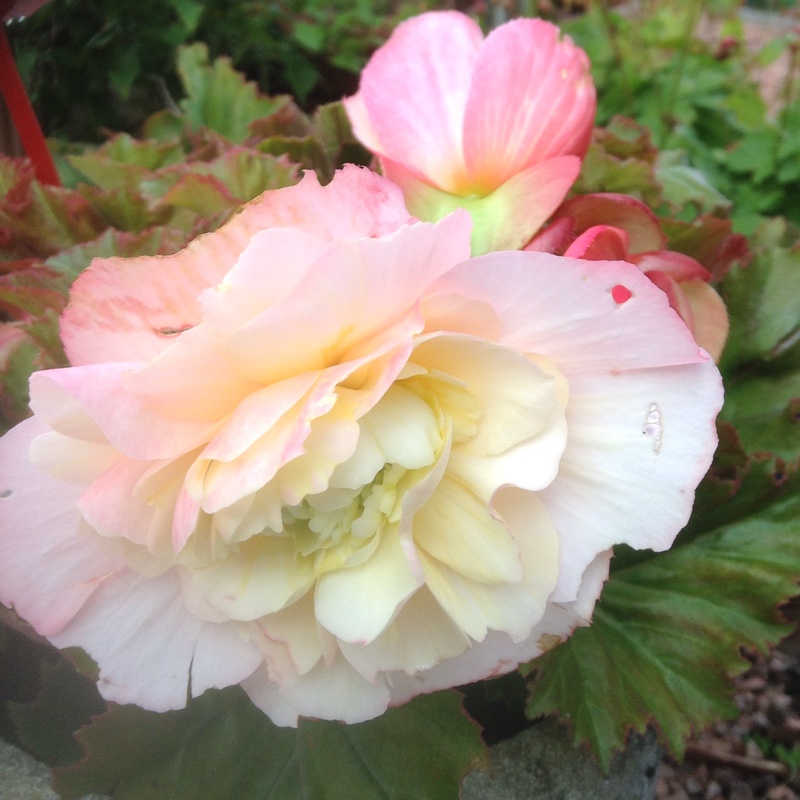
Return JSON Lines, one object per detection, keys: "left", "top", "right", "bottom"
{"left": 53, "top": 688, "right": 487, "bottom": 800}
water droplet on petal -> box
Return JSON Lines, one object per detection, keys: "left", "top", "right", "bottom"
{"left": 612, "top": 285, "right": 632, "bottom": 305}
{"left": 642, "top": 403, "right": 662, "bottom": 453}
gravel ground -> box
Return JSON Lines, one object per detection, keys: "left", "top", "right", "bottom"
{"left": 656, "top": 642, "right": 800, "bottom": 800}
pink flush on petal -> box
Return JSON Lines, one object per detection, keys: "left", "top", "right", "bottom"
{"left": 527, "top": 193, "right": 730, "bottom": 361}
{"left": 344, "top": 11, "right": 596, "bottom": 253}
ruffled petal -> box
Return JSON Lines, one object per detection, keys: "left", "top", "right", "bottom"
{"left": 315, "top": 525, "right": 423, "bottom": 644}
{"left": 242, "top": 653, "right": 391, "bottom": 726}
{"left": 49, "top": 569, "right": 262, "bottom": 710}
{"left": 541, "top": 363, "right": 722, "bottom": 602}
{"left": 0, "top": 418, "right": 127, "bottom": 636}
{"left": 387, "top": 549, "right": 610, "bottom": 705}
{"left": 430, "top": 251, "right": 712, "bottom": 372}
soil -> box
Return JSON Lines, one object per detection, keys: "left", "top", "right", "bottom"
{"left": 656, "top": 638, "right": 800, "bottom": 800}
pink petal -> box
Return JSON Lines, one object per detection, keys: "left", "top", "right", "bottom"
{"left": 61, "top": 168, "right": 412, "bottom": 367}
{"left": 347, "top": 12, "right": 483, "bottom": 193}
{"left": 552, "top": 193, "right": 667, "bottom": 253}
{"left": 0, "top": 418, "right": 127, "bottom": 636}
{"left": 430, "top": 251, "right": 710, "bottom": 373}
{"left": 30, "top": 365, "right": 218, "bottom": 460}
{"left": 563, "top": 224, "right": 631, "bottom": 261}
{"left": 679, "top": 280, "right": 729, "bottom": 362}
{"left": 523, "top": 217, "right": 575, "bottom": 254}
{"left": 634, "top": 249, "right": 711, "bottom": 282}
{"left": 49, "top": 570, "right": 262, "bottom": 711}
{"left": 463, "top": 18, "right": 595, "bottom": 193}
{"left": 225, "top": 213, "right": 472, "bottom": 384}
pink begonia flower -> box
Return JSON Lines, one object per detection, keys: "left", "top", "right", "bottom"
{"left": 527, "top": 193, "right": 730, "bottom": 362}
{"left": 0, "top": 167, "right": 722, "bottom": 726}
{"left": 344, "top": 11, "right": 595, "bottom": 256}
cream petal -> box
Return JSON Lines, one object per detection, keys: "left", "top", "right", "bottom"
{"left": 388, "top": 550, "right": 610, "bottom": 707}
{"left": 360, "top": 383, "right": 441, "bottom": 470}
{"left": 339, "top": 586, "right": 469, "bottom": 679}
{"left": 242, "top": 653, "right": 391, "bottom": 727}
{"left": 314, "top": 526, "right": 423, "bottom": 645}
{"left": 180, "top": 536, "right": 316, "bottom": 622}
{"left": 411, "top": 334, "right": 559, "bottom": 456}
{"left": 413, "top": 476, "right": 523, "bottom": 585}
{"left": 255, "top": 592, "right": 329, "bottom": 676}
{"left": 420, "top": 489, "right": 559, "bottom": 642}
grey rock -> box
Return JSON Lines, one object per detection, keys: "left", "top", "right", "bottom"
{"left": 462, "top": 718, "right": 661, "bottom": 800}
{"left": 0, "top": 739, "right": 108, "bottom": 800}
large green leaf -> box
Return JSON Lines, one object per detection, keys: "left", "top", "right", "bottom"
{"left": 53, "top": 688, "right": 486, "bottom": 800}
{"left": 525, "top": 490, "right": 800, "bottom": 772}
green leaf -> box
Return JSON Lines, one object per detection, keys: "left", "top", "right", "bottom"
{"left": 176, "top": 43, "right": 285, "bottom": 143}
{"left": 525, "top": 490, "right": 800, "bottom": 771}
{"left": 718, "top": 218, "right": 800, "bottom": 376}
{"left": 45, "top": 228, "right": 191, "bottom": 280}
{"left": 656, "top": 152, "right": 731, "bottom": 215}
{"left": 10, "top": 656, "right": 105, "bottom": 767}
{"left": 54, "top": 688, "right": 486, "bottom": 800}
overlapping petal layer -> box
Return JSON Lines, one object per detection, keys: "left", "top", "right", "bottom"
{"left": 0, "top": 168, "right": 722, "bottom": 726}
{"left": 345, "top": 12, "right": 596, "bottom": 253}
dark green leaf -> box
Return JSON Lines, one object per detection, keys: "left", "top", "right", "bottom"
{"left": 525, "top": 491, "right": 800, "bottom": 771}
{"left": 54, "top": 689, "right": 486, "bottom": 800}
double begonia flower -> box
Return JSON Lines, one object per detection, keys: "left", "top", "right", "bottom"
{"left": 344, "top": 12, "right": 596, "bottom": 255}
{"left": 527, "top": 193, "right": 731, "bottom": 361}
{"left": 0, "top": 168, "right": 722, "bottom": 725}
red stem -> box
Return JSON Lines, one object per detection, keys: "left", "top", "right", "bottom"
{"left": 0, "top": 23, "right": 59, "bottom": 185}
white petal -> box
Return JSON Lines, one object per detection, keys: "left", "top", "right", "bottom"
{"left": 50, "top": 570, "right": 262, "bottom": 710}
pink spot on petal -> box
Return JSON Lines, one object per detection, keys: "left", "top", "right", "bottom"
{"left": 611, "top": 285, "right": 632, "bottom": 305}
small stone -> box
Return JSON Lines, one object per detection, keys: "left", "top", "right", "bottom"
{"left": 766, "top": 787, "right": 798, "bottom": 800}
{"left": 729, "top": 778, "right": 756, "bottom": 800}
{"left": 704, "top": 781, "right": 724, "bottom": 799}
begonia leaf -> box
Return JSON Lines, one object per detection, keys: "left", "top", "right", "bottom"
{"left": 176, "top": 43, "right": 286, "bottom": 143}
{"left": 45, "top": 228, "right": 192, "bottom": 281}
{"left": 77, "top": 185, "right": 172, "bottom": 234}
{"left": 718, "top": 218, "right": 800, "bottom": 376}
{"left": 53, "top": 688, "right": 486, "bottom": 800}
{"left": 9, "top": 656, "right": 105, "bottom": 767}
{"left": 660, "top": 214, "right": 748, "bottom": 281}
{"left": 0, "top": 157, "right": 107, "bottom": 258}
{"left": 721, "top": 370, "right": 800, "bottom": 461}
{"left": 572, "top": 119, "right": 662, "bottom": 207}
{"left": 525, "top": 489, "right": 800, "bottom": 772}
